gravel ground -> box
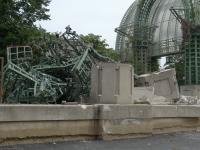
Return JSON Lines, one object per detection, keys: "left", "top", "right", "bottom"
{"left": 1, "top": 132, "right": 200, "bottom": 150}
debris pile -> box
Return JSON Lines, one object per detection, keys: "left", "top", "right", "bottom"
{"left": 3, "top": 26, "right": 112, "bottom": 104}
{"left": 176, "top": 96, "right": 200, "bottom": 105}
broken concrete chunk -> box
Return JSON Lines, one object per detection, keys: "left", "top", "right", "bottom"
{"left": 153, "top": 69, "right": 179, "bottom": 100}
{"left": 135, "top": 69, "right": 180, "bottom": 100}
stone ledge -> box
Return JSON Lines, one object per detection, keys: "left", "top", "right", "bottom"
{"left": 152, "top": 105, "right": 178, "bottom": 118}
{"left": 0, "top": 105, "right": 98, "bottom": 122}
{"left": 1, "top": 105, "right": 200, "bottom": 122}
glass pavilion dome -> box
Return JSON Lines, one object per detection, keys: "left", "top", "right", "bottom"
{"left": 116, "top": 0, "right": 200, "bottom": 85}
{"left": 115, "top": 0, "right": 184, "bottom": 58}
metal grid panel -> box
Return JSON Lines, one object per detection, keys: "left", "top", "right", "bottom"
{"left": 184, "top": 34, "right": 200, "bottom": 85}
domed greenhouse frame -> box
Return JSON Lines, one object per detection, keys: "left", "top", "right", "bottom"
{"left": 116, "top": 0, "right": 200, "bottom": 85}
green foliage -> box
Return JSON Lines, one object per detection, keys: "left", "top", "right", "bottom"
{"left": 80, "top": 34, "right": 119, "bottom": 61}
{"left": 0, "top": 0, "right": 50, "bottom": 25}
{"left": 0, "top": 0, "right": 51, "bottom": 56}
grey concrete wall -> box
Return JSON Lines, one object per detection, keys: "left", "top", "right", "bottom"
{"left": 0, "top": 104, "right": 200, "bottom": 145}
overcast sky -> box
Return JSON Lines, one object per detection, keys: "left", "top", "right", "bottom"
{"left": 38, "top": 0, "right": 134, "bottom": 49}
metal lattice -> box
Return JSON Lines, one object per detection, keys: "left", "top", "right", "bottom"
{"left": 3, "top": 26, "right": 112, "bottom": 104}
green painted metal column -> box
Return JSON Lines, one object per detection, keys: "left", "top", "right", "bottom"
{"left": 185, "top": 33, "right": 200, "bottom": 85}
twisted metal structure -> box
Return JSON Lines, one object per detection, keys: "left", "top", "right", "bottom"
{"left": 116, "top": 0, "right": 200, "bottom": 84}
{"left": 3, "top": 26, "right": 112, "bottom": 104}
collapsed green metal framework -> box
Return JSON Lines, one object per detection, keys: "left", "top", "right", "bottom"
{"left": 3, "top": 26, "right": 112, "bottom": 103}
{"left": 116, "top": 0, "right": 200, "bottom": 84}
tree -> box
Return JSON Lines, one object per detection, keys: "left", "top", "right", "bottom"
{"left": 0, "top": 0, "right": 51, "bottom": 56}
{"left": 80, "top": 34, "right": 119, "bottom": 61}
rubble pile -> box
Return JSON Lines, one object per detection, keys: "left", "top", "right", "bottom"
{"left": 176, "top": 96, "right": 200, "bottom": 105}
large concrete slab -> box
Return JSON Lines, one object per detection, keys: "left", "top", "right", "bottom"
{"left": 90, "top": 63, "right": 134, "bottom": 104}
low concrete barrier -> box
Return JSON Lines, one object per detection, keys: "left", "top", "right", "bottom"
{"left": 0, "top": 104, "right": 200, "bottom": 145}
{"left": 99, "top": 105, "right": 200, "bottom": 140}
{"left": 0, "top": 105, "right": 99, "bottom": 145}
{"left": 0, "top": 105, "right": 98, "bottom": 121}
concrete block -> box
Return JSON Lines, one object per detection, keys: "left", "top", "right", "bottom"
{"left": 0, "top": 105, "right": 97, "bottom": 122}
{"left": 99, "top": 104, "right": 152, "bottom": 119}
{"left": 177, "top": 105, "right": 200, "bottom": 117}
{"left": 152, "top": 105, "right": 178, "bottom": 118}
{"left": 180, "top": 85, "right": 200, "bottom": 98}
{"left": 90, "top": 63, "right": 133, "bottom": 104}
